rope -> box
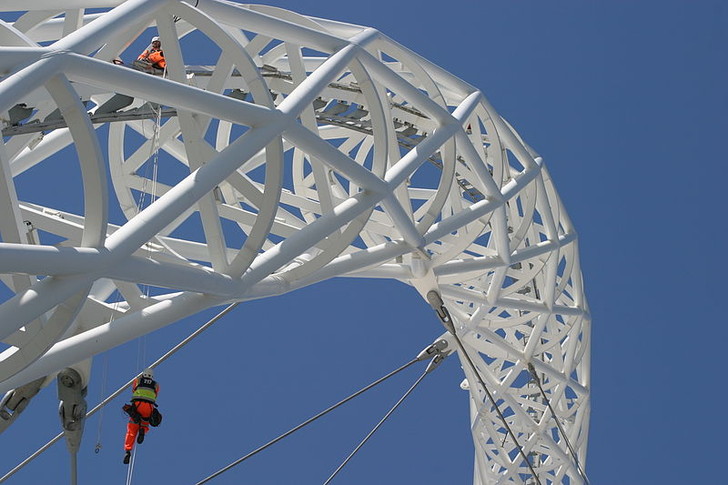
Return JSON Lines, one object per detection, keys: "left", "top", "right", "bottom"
{"left": 135, "top": 99, "right": 163, "bottom": 374}
{"left": 125, "top": 448, "right": 137, "bottom": 485}
{"left": 527, "top": 363, "right": 590, "bottom": 485}
{"left": 322, "top": 364, "right": 432, "bottom": 485}
{"left": 94, "top": 354, "right": 109, "bottom": 454}
{"left": 0, "top": 303, "right": 239, "bottom": 483}
{"left": 193, "top": 357, "right": 422, "bottom": 485}
{"left": 95, "top": 288, "right": 124, "bottom": 454}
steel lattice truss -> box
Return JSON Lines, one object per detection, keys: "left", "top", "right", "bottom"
{"left": 0, "top": 1, "right": 590, "bottom": 483}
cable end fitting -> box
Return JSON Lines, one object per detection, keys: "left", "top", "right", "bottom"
{"left": 425, "top": 353, "right": 445, "bottom": 374}
{"left": 416, "top": 338, "right": 451, "bottom": 361}
{"left": 426, "top": 290, "right": 456, "bottom": 335}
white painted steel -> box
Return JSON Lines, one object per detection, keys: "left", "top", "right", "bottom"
{"left": 0, "top": 2, "right": 590, "bottom": 483}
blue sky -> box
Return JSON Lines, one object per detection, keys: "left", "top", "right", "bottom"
{"left": 2, "top": 1, "right": 727, "bottom": 484}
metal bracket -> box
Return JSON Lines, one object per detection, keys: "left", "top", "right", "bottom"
{"left": 416, "top": 333, "right": 456, "bottom": 362}
{"left": 0, "top": 377, "right": 46, "bottom": 434}
{"left": 57, "top": 368, "right": 88, "bottom": 454}
{"left": 416, "top": 333, "right": 456, "bottom": 374}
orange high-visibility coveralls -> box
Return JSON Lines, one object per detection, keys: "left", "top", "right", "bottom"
{"left": 124, "top": 377, "right": 160, "bottom": 451}
{"left": 137, "top": 48, "right": 166, "bottom": 69}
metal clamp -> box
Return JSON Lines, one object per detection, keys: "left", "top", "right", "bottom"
{"left": 426, "top": 290, "right": 456, "bottom": 335}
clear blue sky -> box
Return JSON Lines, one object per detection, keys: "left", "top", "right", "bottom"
{"left": 2, "top": 1, "right": 726, "bottom": 484}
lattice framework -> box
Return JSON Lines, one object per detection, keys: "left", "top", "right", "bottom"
{"left": 0, "top": 1, "right": 590, "bottom": 483}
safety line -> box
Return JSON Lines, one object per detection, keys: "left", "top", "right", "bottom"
{"left": 322, "top": 358, "right": 438, "bottom": 485}
{"left": 0, "top": 302, "right": 239, "bottom": 483}
{"left": 125, "top": 447, "right": 137, "bottom": 485}
{"left": 528, "top": 363, "right": 590, "bottom": 485}
{"left": 94, "top": 354, "right": 109, "bottom": 454}
{"left": 193, "top": 356, "right": 422, "bottom": 485}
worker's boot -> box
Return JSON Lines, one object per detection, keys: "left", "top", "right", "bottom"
{"left": 137, "top": 428, "right": 145, "bottom": 444}
{"left": 123, "top": 451, "right": 131, "bottom": 464}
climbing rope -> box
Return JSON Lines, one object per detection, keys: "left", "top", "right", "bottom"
{"left": 193, "top": 340, "right": 449, "bottom": 485}
{"left": 125, "top": 447, "right": 137, "bottom": 485}
{"left": 426, "top": 291, "right": 543, "bottom": 485}
{"left": 0, "top": 302, "right": 240, "bottom": 483}
{"left": 95, "top": 288, "right": 125, "bottom": 455}
{"left": 93, "top": 354, "right": 109, "bottom": 454}
{"left": 527, "top": 363, "right": 590, "bottom": 485}
{"left": 322, "top": 354, "right": 445, "bottom": 485}
{"left": 134, "top": 97, "right": 162, "bottom": 392}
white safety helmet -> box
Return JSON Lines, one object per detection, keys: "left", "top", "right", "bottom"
{"left": 141, "top": 368, "right": 154, "bottom": 379}
{"left": 151, "top": 36, "right": 160, "bottom": 42}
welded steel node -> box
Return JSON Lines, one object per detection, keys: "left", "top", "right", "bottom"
{"left": 0, "top": 1, "right": 590, "bottom": 483}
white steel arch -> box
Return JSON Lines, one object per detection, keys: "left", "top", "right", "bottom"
{"left": 0, "top": 1, "right": 590, "bottom": 483}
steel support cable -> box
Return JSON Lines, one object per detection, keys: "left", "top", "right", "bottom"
{"left": 322, "top": 354, "right": 445, "bottom": 485}
{"left": 527, "top": 363, "right": 590, "bottom": 485}
{"left": 70, "top": 452, "right": 78, "bottom": 485}
{"left": 0, "top": 302, "right": 240, "bottom": 483}
{"left": 193, "top": 341, "right": 448, "bottom": 485}
{"left": 426, "top": 291, "right": 542, "bottom": 485}
{"left": 455, "top": 336, "right": 542, "bottom": 484}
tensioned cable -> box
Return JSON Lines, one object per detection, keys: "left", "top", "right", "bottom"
{"left": 322, "top": 356, "right": 442, "bottom": 485}
{"left": 527, "top": 363, "right": 590, "bottom": 485}
{"left": 193, "top": 355, "right": 426, "bottom": 485}
{"left": 426, "top": 291, "right": 542, "bottom": 485}
{"left": 70, "top": 452, "right": 78, "bottom": 485}
{"left": 454, "top": 337, "right": 541, "bottom": 484}
{"left": 0, "top": 302, "right": 240, "bottom": 483}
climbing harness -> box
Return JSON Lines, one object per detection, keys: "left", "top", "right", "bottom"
{"left": 527, "top": 363, "right": 590, "bottom": 485}
{"left": 193, "top": 338, "right": 452, "bottom": 485}
{"left": 426, "top": 290, "right": 543, "bottom": 485}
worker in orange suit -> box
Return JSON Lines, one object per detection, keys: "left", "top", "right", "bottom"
{"left": 123, "top": 368, "right": 160, "bottom": 464}
{"left": 136, "top": 36, "right": 166, "bottom": 70}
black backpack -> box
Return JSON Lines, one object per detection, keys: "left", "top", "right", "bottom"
{"left": 149, "top": 407, "right": 163, "bottom": 427}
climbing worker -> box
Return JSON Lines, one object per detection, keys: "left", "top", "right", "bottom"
{"left": 122, "top": 368, "right": 161, "bottom": 464}
{"left": 135, "top": 36, "right": 166, "bottom": 72}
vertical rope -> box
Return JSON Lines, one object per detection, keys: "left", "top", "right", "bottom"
{"left": 125, "top": 447, "right": 137, "bottom": 485}
{"left": 93, "top": 354, "right": 109, "bottom": 454}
